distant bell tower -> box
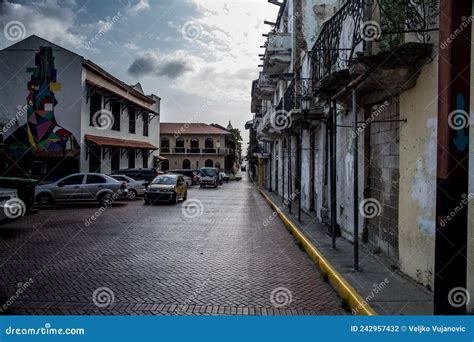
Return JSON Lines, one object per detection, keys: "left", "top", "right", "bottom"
{"left": 226, "top": 120, "right": 233, "bottom": 130}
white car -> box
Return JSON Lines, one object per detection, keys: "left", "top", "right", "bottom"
{"left": 110, "top": 174, "right": 146, "bottom": 199}
{"left": 0, "top": 188, "right": 23, "bottom": 223}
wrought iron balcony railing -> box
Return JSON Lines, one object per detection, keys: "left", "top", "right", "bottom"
{"left": 283, "top": 78, "right": 312, "bottom": 113}
{"left": 311, "top": 0, "right": 438, "bottom": 89}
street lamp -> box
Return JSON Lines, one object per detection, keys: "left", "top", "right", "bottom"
{"left": 301, "top": 96, "right": 311, "bottom": 112}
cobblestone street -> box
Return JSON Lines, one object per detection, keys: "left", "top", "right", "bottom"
{"left": 0, "top": 175, "right": 345, "bottom": 315}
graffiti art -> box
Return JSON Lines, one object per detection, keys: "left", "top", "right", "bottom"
{"left": 5, "top": 46, "right": 78, "bottom": 160}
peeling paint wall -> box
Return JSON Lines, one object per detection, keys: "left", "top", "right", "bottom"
{"left": 334, "top": 108, "right": 366, "bottom": 241}
{"left": 398, "top": 59, "right": 438, "bottom": 289}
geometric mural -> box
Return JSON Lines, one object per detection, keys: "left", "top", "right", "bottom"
{"left": 5, "top": 46, "right": 78, "bottom": 159}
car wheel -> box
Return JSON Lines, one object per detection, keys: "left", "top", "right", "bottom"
{"left": 183, "top": 191, "right": 187, "bottom": 201}
{"left": 200, "top": 184, "right": 203, "bottom": 188}
{"left": 127, "top": 189, "right": 137, "bottom": 200}
{"left": 37, "top": 193, "right": 53, "bottom": 205}
{"left": 99, "top": 193, "right": 113, "bottom": 206}
{"left": 172, "top": 193, "right": 179, "bottom": 204}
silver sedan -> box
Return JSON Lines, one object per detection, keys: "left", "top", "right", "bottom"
{"left": 35, "top": 173, "right": 128, "bottom": 206}
{"left": 110, "top": 174, "right": 146, "bottom": 200}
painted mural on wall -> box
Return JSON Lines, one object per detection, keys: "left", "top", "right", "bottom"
{"left": 5, "top": 46, "right": 78, "bottom": 159}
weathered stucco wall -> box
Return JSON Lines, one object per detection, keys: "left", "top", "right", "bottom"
{"left": 335, "top": 107, "right": 366, "bottom": 241}
{"left": 398, "top": 59, "right": 438, "bottom": 289}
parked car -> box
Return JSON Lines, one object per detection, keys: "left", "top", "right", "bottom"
{"left": 168, "top": 169, "right": 200, "bottom": 185}
{"left": 111, "top": 168, "right": 162, "bottom": 185}
{"left": 220, "top": 172, "right": 230, "bottom": 183}
{"left": 35, "top": 173, "right": 129, "bottom": 206}
{"left": 167, "top": 173, "right": 192, "bottom": 188}
{"left": 0, "top": 188, "right": 24, "bottom": 224}
{"left": 199, "top": 167, "right": 218, "bottom": 188}
{"left": 0, "top": 177, "right": 38, "bottom": 212}
{"left": 110, "top": 174, "right": 146, "bottom": 199}
{"left": 144, "top": 174, "right": 187, "bottom": 204}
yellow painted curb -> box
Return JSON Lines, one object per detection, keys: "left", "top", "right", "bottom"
{"left": 258, "top": 188, "right": 377, "bottom": 316}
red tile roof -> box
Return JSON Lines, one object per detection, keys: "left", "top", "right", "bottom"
{"left": 160, "top": 123, "right": 231, "bottom": 135}
{"left": 84, "top": 134, "right": 158, "bottom": 149}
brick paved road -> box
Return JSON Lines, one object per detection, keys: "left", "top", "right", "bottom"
{"left": 0, "top": 174, "right": 346, "bottom": 315}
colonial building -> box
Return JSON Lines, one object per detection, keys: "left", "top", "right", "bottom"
{"left": 0, "top": 35, "right": 161, "bottom": 180}
{"left": 248, "top": 0, "right": 474, "bottom": 313}
{"left": 160, "top": 123, "right": 234, "bottom": 172}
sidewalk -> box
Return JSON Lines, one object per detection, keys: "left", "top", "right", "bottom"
{"left": 260, "top": 187, "right": 433, "bottom": 315}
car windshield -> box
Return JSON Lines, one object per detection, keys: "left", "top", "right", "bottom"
{"left": 200, "top": 168, "right": 216, "bottom": 177}
{"left": 152, "top": 176, "right": 176, "bottom": 185}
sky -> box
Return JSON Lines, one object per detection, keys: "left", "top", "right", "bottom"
{"left": 0, "top": 0, "right": 280, "bottom": 148}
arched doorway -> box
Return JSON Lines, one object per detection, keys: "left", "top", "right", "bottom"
{"left": 205, "top": 159, "right": 213, "bottom": 167}
{"left": 190, "top": 138, "right": 199, "bottom": 153}
{"left": 175, "top": 138, "right": 185, "bottom": 153}
{"left": 161, "top": 137, "right": 170, "bottom": 153}
{"left": 161, "top": 159, "right": 169, "bottom": 171}
{"left": 204, "top": 138, "right": 214, "bottom": 153}
{"left": 182, "top": 159, "right": 191, "bottom": 169}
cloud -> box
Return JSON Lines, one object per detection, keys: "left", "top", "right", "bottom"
{"left": 0, "top": 0, "right": 87, "bottom": 49}
{"left": 127, "top": 50, "right": 193, "bottom": 79}
{"left": 126, "top": 0, "right": 150, "bottom": 15}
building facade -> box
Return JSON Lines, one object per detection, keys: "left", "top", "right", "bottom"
{"left": 0, "top": 35, "right": 161, "bottom": 180}
{"left": 160, "top": 123, "right": 233, "bottom": 172}
{"left": 248, "top": 0, "right": 474, "bottom": 313}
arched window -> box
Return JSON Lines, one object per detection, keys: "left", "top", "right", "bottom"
{"left": 190, "top": 138, "right": 199, "bottom": 153}
{"left": 175, "top": 138, "right": 185, "bottom": 153}
{"left": 182, "top": 159, "right": 191, "bottom": 169}
{"left": 205, "top": 159, "right": 213, "bottom": 167}
{"left": 161, "top": 137, "right": 170, "bottom": 153}
{"left": 204, "top": 138, "right": 214, "bottom": 153}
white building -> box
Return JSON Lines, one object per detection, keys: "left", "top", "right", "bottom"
{"left": 0, "top": 35, "right": 162, "bottom": 179}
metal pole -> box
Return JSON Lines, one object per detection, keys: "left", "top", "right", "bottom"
{"left": 352, "top": 89, "right": 359, "bottom": 270}
{"left": 298, "top": 121, "right": 302, "bottom": 222}
{"left": 288, "top": 130, "right": 292, "bottom": 213}
{"left": 269, "top": 144, "right": 272, "bottom": 192}
{"left": 282, "top": 134, "right": 285, "bottom": 205}
{"left": 330, "top": 102, "right": 337, "bottom": 249}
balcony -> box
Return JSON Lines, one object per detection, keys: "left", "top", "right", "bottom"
{"left": 263, "top": 32, "right": 292, "bottom": 75}
{"left": 186, "top": 148, "right": 201, "bottom": 154}
{"left": 311, "top": 0, "right": 437, "bottom": 94}
{"left": 161, "top": 147, "right": 170, "bottom": 153}
{"left": 257, "top": 72, "right": 277, "bottom": 99}
{"left": 174, "top": 147, "right": 185, "bottom": 154}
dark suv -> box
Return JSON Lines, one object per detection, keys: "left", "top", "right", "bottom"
{"left": 168, "top": 169, "right": 199, "bottom": 184}
{"left": 111, "top": 168, "right": 162, "bottom": 185}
